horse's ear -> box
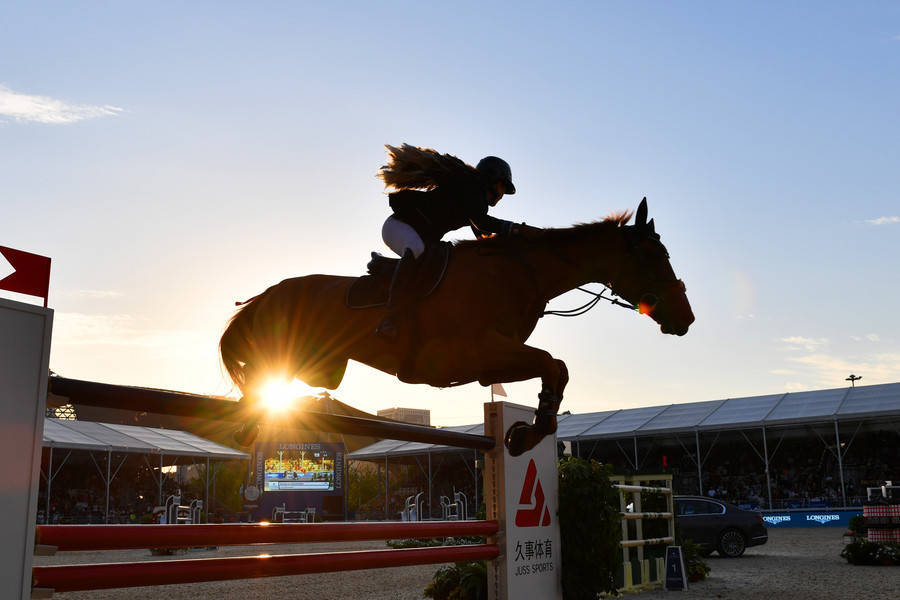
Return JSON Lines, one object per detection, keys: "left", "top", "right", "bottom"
{"left": 648, "top": 218, "right": 662, "bottom": 241}
{"left": 635, "top": 197, "right": 648, "bottom": 228}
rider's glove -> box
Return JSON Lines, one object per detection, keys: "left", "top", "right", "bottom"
{"left": 511, "top": 222, "right": 544, "bottom": 240}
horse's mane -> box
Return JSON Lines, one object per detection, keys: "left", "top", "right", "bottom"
{"left": 455, "top": 211, "right": 634, "bottom": 250}
{"left": 377, "top": 143, "right": 480, "bottom": 191}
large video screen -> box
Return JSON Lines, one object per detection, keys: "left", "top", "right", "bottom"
{"left": 263, "top": 444, "right": 337, "bottom": 492}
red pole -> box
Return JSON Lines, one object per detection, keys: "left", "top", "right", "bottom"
{"left": 36, "top": 520, "right": 499, "bottom": 551}
{"left": 32, "top": 544, "right": 499, "bottom": 593}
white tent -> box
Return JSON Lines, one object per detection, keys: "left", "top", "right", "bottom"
{"left": 42, "top": 418, "right": 248, "bottom": 523}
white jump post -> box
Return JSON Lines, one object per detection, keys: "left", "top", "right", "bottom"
{"left": 484, "top": 401, "right": 562, "bottom": 600}
{"left": 1, "top": 298, "right": 54, "bottom": 600}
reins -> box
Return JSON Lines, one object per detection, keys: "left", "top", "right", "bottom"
{"left": 538, "top": 243, "right": 637, "bottom": 318}
{"left": 542, "top": 286, "right": 636, "bottom": 317}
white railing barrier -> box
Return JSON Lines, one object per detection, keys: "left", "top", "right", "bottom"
{"left": 612, "top": 474, "right": 675, "bottom": 591}
{"left": 454, "top": 490, "right": 468, "bottom": 521}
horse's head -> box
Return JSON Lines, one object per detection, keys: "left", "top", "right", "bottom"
{"left": 612, "top": 198, "right": 694, "bottom": 336}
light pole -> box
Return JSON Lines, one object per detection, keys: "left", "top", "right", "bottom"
{"left": 845, "top": 374, "right": 862, "bottom": 387}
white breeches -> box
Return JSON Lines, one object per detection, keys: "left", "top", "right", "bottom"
{"left": 382, "top": 215, "right": 426, "bottom": 258}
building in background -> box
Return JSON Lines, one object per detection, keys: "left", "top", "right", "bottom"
{"left": 377, "top": 407, "right": 430, "bottom": 426}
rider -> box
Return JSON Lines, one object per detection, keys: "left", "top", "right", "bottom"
{"left": 375, "top": 144, "right": 542, "bottom": 340}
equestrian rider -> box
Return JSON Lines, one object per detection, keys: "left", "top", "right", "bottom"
{"left": 376, "top": 144, "right": 542, "bottom": 340}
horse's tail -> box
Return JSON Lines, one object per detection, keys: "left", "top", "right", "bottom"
{"left": 219, "top": 293, "right": 265, "bottom": 395}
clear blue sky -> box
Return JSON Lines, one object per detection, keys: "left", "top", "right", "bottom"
{"left": 2, "top": 2, "right": 898, "bottom": 425}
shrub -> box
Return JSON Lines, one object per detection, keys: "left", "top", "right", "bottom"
{"left": 848, "top": 515, "right": 867, "bottom": 536}
{"left": 678, "top": 536, "right": 711, "bottom": 581}
{"left": 841, "top": 539, "right": 900, "bottom": 566}
{"left": 557, "top": 457, "right": 622, "bottom": 598}
{"left": 424, "top": 562, "right": 488, "bottom": 600}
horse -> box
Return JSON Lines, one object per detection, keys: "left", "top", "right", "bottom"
{"left": 220, "top": 198, "right": 694, "bottom": 455}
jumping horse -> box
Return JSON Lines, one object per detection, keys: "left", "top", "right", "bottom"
{"left": 220, "top": 198, "right": 694, "bottom": 455}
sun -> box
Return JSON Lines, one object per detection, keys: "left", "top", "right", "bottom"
{"left": 258, "top": 378, "right": 323, "bottom": 413}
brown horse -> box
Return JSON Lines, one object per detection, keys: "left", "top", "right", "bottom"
{"left": 220, "top": 198, "right": 694, "bottom": 455}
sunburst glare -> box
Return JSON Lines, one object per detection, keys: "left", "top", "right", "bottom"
{"left": 259, "top": 378, "right": 323, "bottom": 413}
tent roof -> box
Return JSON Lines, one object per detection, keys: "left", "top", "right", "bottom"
{"left": 348, "top": 382, "right": 900, "bottom": 460}
{"left": 348, "top": 423, "right": 485, "bottom": 460}
{"left": 43, "top": 418, "right": 249, "bottom": 460}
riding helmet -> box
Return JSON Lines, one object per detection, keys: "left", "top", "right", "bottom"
{"left": 476, "top": 156, "right": 516, "bottom": 194}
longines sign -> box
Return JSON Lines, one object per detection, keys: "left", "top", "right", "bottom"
{"left": 762, "top": 510, "right": 861, "bottom": 527}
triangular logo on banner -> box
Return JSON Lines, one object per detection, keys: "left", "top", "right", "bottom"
{"left": 515, "top": 458, "right": 551, "bottom": 527}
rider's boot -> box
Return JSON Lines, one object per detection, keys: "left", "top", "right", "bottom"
{"left": 376, "top": 248, "right": 418, "bottom": 341}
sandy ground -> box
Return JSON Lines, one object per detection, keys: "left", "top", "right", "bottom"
{"left": 33, "top": 529, "right": 897, "bottom": 600}
{"left": 635, "top": 528, "right": 896, "bottom": 600}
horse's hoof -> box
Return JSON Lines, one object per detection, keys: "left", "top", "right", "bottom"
{"left": 504, "top": 421, "right": 544, "bottom": 457}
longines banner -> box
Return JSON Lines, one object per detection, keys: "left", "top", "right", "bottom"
{"left": 485, "top": 402, "right": 562, "bottom": 600}
{"left": 761, "top": 509, "right": 862, "bottom": 528}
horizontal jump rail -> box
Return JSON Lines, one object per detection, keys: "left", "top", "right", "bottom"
{"left": 613, "top": 484, "right": 672, "bottom": 494}
{"left": 620, "top": 512, "right": 673, "bottom": 520}
{"left": 36, "top": 521, "right": 499, "bottom": 552}
{"left": 620, "top": 536, "right": 674, "bottom": 548}
{"left": 48, "top": 376, "right": 495, "bottom": 450}
{"left": 32, "top": 544, "right": 499, "bottom": 593}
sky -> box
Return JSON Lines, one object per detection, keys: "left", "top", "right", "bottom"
{"left": 2, "top": 2, "right": 898, "bottom": 426}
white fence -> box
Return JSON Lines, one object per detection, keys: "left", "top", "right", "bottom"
{"left": 612, "top": 473, "right": 675, "bottom": 590}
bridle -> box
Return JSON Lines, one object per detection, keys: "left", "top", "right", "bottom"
{"left": 543, "top": 231, "right": 685, "bottom": 319}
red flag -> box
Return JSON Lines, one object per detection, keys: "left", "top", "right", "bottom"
{"left": 0, "top": 245, "right": 52, "bottom": 306}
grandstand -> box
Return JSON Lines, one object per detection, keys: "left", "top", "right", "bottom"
{"left": 349, "top": 382, "right": 899, "bottom": 516}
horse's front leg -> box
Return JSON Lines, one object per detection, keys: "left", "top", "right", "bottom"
{"left": 468, "top": 333, "right": 569, "bottom": 456}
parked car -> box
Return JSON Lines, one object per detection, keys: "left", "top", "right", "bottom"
{"left": 674, "top": 495, "right": 768, "bottom": 557}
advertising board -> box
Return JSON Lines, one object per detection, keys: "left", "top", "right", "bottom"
{"left": 484, "top": 402, "right": 562, "bottom": 600}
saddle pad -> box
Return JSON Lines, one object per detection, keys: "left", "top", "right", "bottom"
{"left": 346, "top": 243, "right": 451, "bottom": 309}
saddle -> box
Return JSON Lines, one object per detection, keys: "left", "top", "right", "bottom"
{"left": 346, "top": 242, "right": 452, "bottom": 309}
